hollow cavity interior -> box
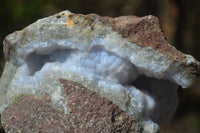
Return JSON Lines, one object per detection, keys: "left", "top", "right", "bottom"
{"left": 26, "top": 47, "right": 138, "bottom": 85}
{"left": 24, "top": 46, "right": 178, "bottom": 125}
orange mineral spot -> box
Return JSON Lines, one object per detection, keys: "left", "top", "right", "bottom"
{"left": 65, "top": 16, "right": 75, "bottom": 26}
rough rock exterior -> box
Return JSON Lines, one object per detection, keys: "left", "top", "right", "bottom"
{"left": 0, "top": 10, "right": 200, "bottom": 133}
{"left": 2, "top": 79, "right": 140, "bottom": 133}
{"left": 88, "top": 14, "right": 186, "bottom": 62}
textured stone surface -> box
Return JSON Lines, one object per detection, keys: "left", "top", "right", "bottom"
{"left": 88, "top": 14, "right": 186, "bottom": 62}
{"left": 0, "top": 10, "right": 200, "bottom": 133}
{"left": 2, "top": 79, "right": 140, "bottom": 133}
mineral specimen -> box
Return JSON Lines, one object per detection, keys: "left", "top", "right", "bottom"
{"left": 0, "top": 10, "right": 200, "bottom": 133}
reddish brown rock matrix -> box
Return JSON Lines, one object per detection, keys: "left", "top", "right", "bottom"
{"left": 88, "top": 14, "right": 186, "bottom": 62}
{"left": 2, "top": 79, "right": 141, "bottom": 133}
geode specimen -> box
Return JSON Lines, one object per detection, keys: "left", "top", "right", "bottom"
{"left": 0, "top": 10, "right": 200, "bottom": 133}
